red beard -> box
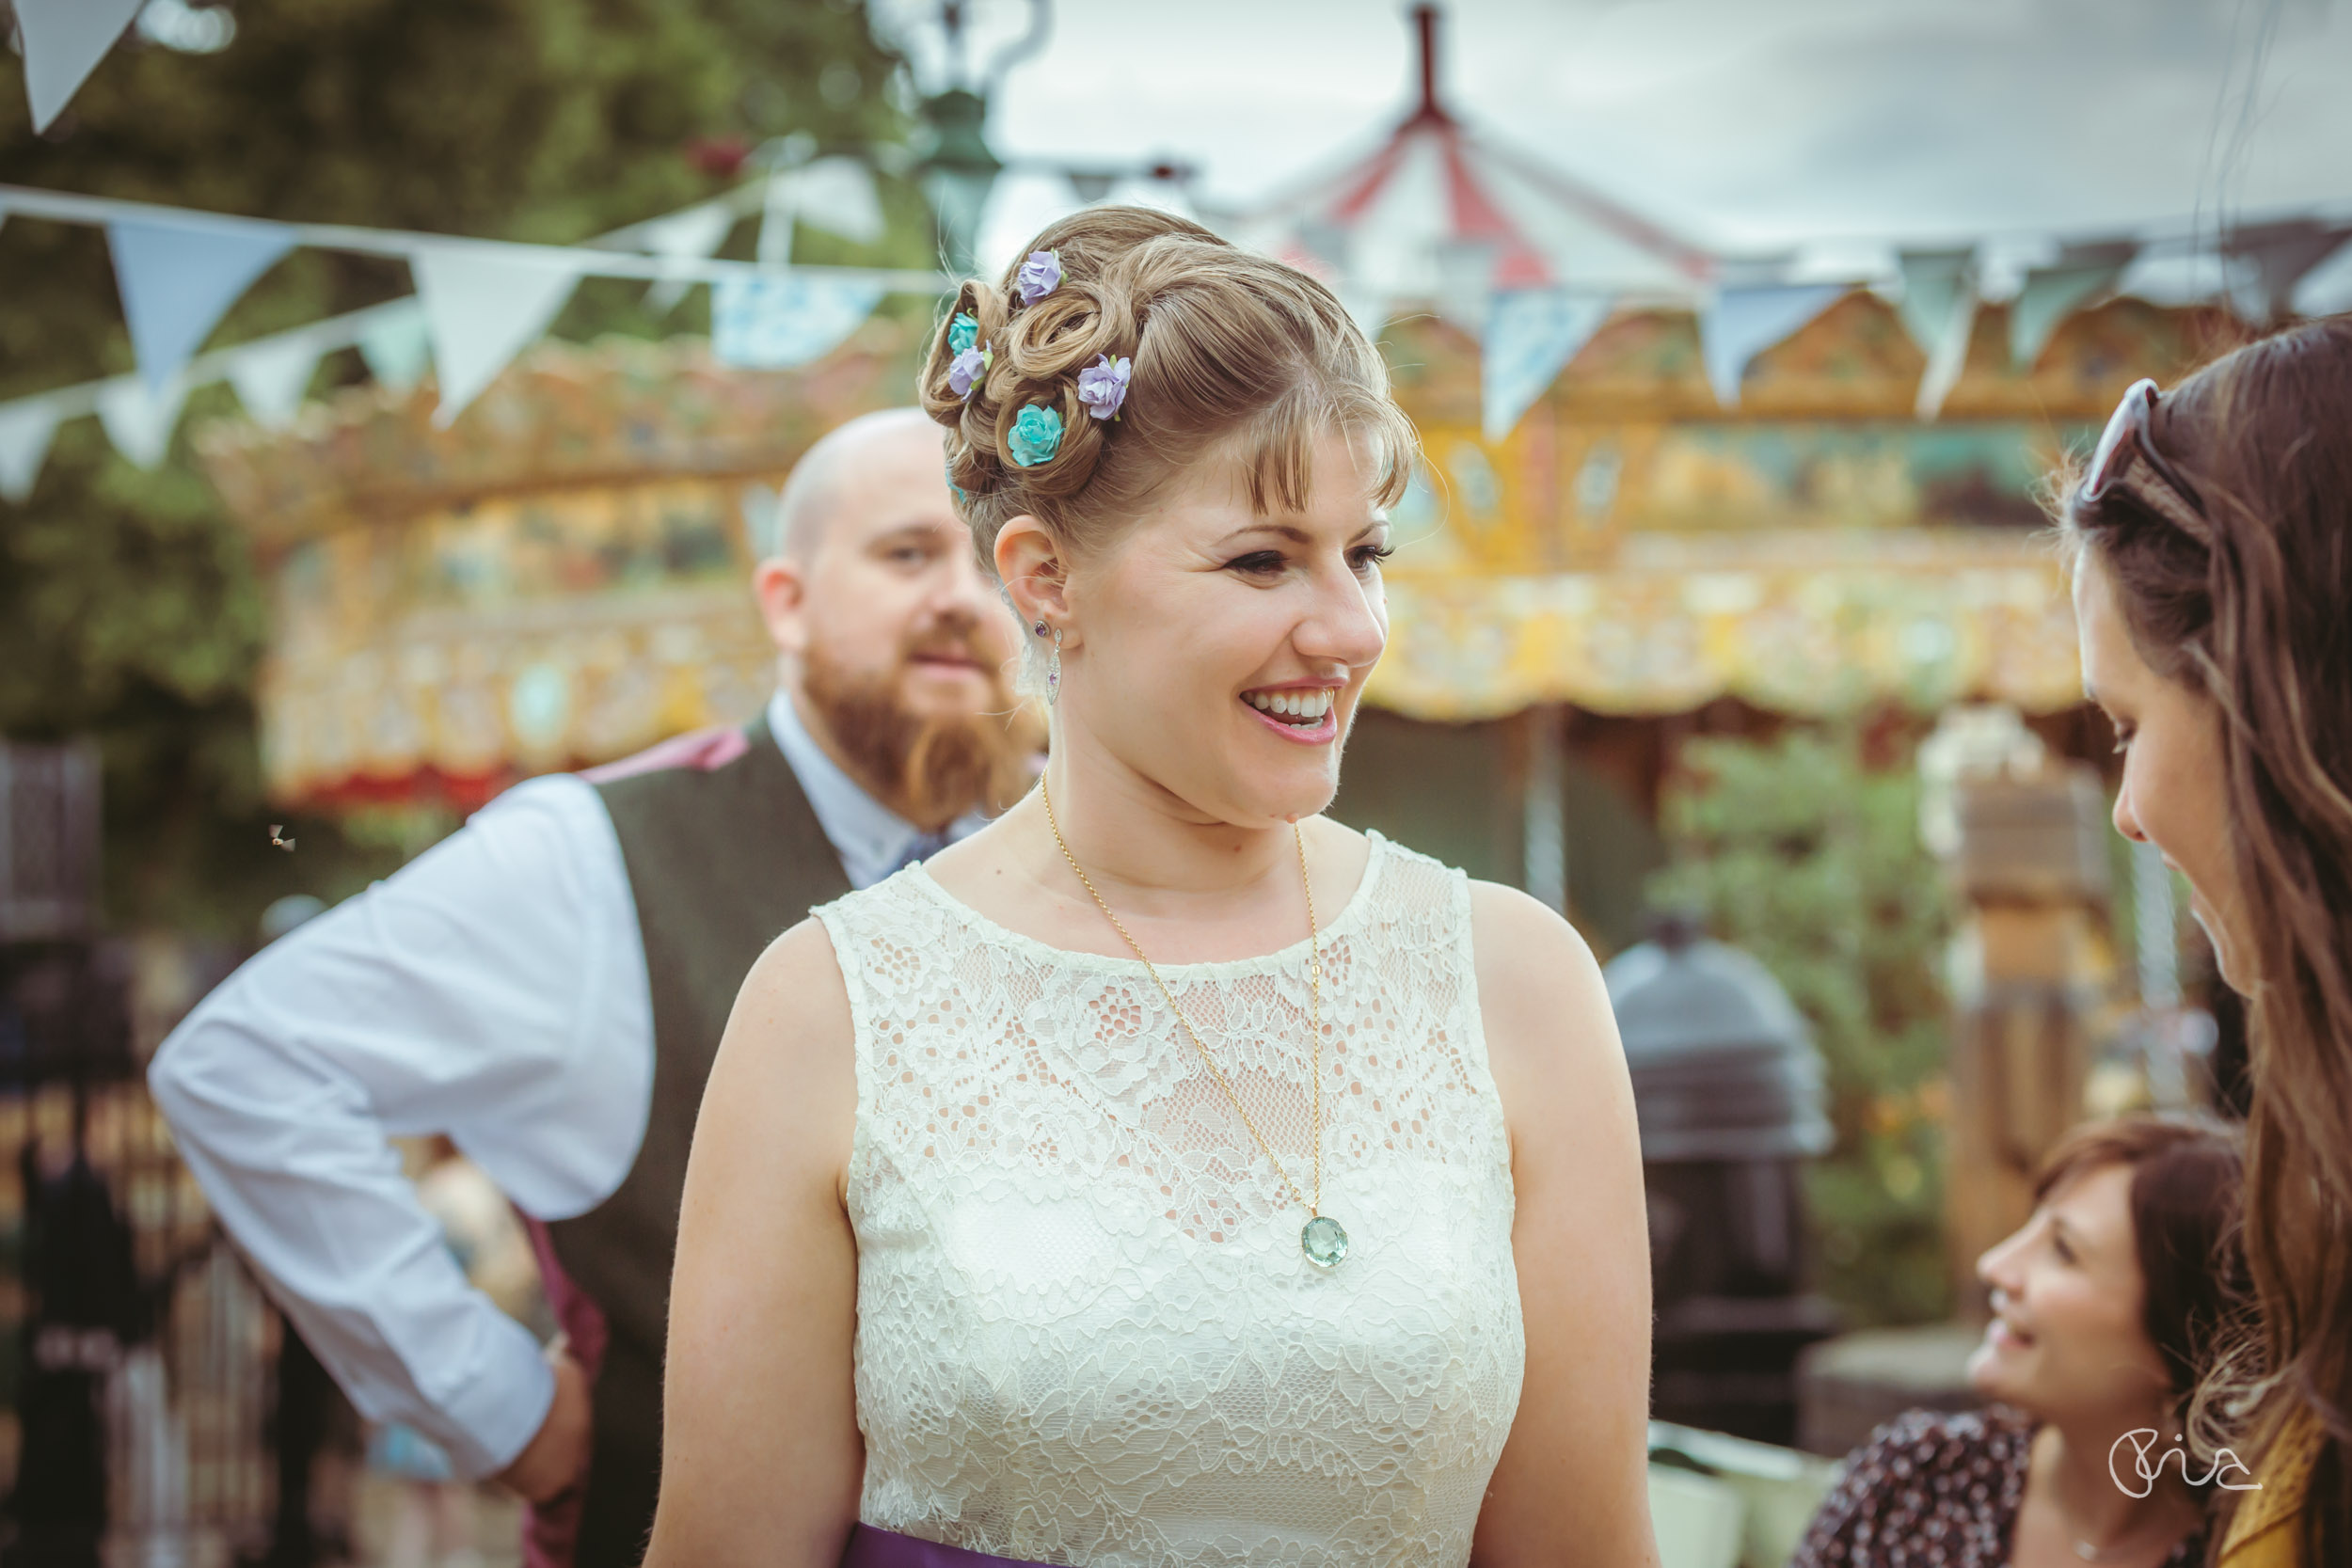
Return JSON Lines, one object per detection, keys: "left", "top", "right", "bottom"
{"left": 800, "top": 615, "right": 1041, "bottom": 830}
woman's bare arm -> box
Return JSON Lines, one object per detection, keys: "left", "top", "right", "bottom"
{"left": 643, "top": 918, "right": 864, "bottom": 1567}
{"left": 1468, "top": 882, "right": 1660, "bottom": 1568}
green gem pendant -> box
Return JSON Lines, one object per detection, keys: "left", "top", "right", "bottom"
{"left": 1301, "top": 1214, "right": 1350, "bottom": 1269}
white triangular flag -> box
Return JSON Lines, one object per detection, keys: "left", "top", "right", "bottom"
{"left": 94, "top": 375, "right": 190, "bottom": 469}
{"left": 790, "top": 158, "right": 885, "bottom": 245}
{"left": 711, "top": 274, "right": 884, "bottom": 369}
{"left": 1482, "top": 289, "right": 1611, "bottom": 444}
{"left": 358, "top": 304, "right": 433, "bottom": 393}
{"left": 0, "top": 398, "right": 64, "bottom": 503}
{"left": 1700, "top": 283, "right": 1846, "bottom": 407}
{"left": 226, "top": 334, "right": 325, "bottom": 428}
{"left": 16, "top": 0, "right": 145, "bottom": 133}
{"left": 640, "top": 201, "right": 735, "bottom": 316}
{"left": 409, "top": 244, "right": 587, "bottom": 425}
{"left": 107, "top": 215, "right": 297, "bottom": 394}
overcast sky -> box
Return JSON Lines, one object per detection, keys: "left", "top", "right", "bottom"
{"left": 881, "top": 0, "right": 2352, "bottom": 267}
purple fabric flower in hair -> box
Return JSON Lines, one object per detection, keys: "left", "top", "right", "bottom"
{"left": 948, "top": 342, "right": 991, "bottom": 400}
{"left": 1016, "top": 249, "right": 1063, "bottom": 305}
{"left": 1076, "top": 354, "right": 1132, "bottom": 421}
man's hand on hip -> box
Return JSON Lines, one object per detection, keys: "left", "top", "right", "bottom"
{"left": 498, "top": 1343, "right": 594, "bottom": 1505}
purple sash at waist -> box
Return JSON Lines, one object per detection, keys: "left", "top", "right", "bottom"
{"left": 840, "top": 1524, "right": 1064, "bottom": 1568}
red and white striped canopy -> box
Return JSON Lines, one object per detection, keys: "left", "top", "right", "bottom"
{"left": 1238, "top": 8, "right": 1714, "bottom": 310}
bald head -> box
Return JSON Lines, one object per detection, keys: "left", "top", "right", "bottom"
{"left": 771, "top": 406, "right": 951, "bottom": 562}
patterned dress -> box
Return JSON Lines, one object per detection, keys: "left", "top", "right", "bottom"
{"left": 814, "top": 833, "right": 1526, "bottom": 1567}
{"left": 1793, "top": 1406, "right": 2207, "bottom": 1567}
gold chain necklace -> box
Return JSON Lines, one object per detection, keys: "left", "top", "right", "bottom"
{"left": 1039, "top": 777, "right": 1348, "bottom": 1269}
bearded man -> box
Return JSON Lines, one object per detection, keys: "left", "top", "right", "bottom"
{"left": 151, "top": 409, "right": 1035, "bottom": 1568}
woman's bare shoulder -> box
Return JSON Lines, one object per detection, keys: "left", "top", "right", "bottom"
{"left": 703, "top": 916, "right": 858, "bottom": 1184}
{"left": 737, "top": 914, "right": 853, "bottom": 1030}
{"left": 1463, "top": 880, "right": 1629, "bottom": 1136}
{"left": 1464, "top": 880, "right": 1612, "bottom": 1023}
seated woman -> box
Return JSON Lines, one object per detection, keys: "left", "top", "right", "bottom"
{"left": 1793, "top": 1116, "right": 2248, "bottom": 1568}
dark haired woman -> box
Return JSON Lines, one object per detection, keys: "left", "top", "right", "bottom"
{"left": 2058, "top": 316, "right": 2352, "bottom": 1567}
{"left": 1793, "top": 1116, "right": 2248, "bottom": 1568}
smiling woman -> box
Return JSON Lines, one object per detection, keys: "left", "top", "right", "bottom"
{"left": 644, "top": 207, "right": 1661, "bottom": 1568}
{"left": 2057, "top": 318, "right": 2352, "bottom": 1568}
{"left": 1793, "top": 1115, "right": 2248, "bottom": 1568}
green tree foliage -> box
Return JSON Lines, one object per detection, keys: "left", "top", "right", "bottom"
{"left": 1648, "top": 728, "right": 1957, "bottom": 1326}
{"left": 0, "top": 0, "right": 919, "bottom": 937}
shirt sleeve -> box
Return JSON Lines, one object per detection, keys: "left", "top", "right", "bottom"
{"left": 148, "top": 774, "right": 654, "bottom": 1477}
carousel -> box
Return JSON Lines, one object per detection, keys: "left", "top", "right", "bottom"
{"left": 198, "top": 323, "right": 916, "bottom": 816}
{"left": 1216, "top": 5, "right": 2232, "bottom": 943}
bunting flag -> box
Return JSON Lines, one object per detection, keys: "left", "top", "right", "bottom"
{"left": 1481, "top": 289, "right": 1611, "bottom": 443}
{"left": 107, "top": 215, "right": 298, "bottom": 394}
{"left": 225, "top": 334, "right": 326, "bottom": 428}
{"left": 2294, "top": 234, "right": 2352, "bottom": 317}
{"left": 2010, "top": 249, "right": 2130, "bottom": 367}
{"left": 93, "top": 376, "right": 189, "bottom": 469}
{"left": 16, "top": 0, "right": 146, "bottom": 134}
{"left": 410, "top": 244, "right": 589, "bottom": 425}
{"left": 640, "top": 201, "right": 737, "bottom": 315}
{"left": 711, "top": 274, "right": 885, "bottom": 370}
{"left": 2226, "top": 220, "right": 2352, "bottom": 323}
{"left": 1897, "top": 248, "right": 1979, "bottom": 420}
{"left": 1700, "top": 282, "right": 1846, "bottom": 408}
{"left": 789, "top": 157, "right": 886, "bottom": 245}
{"left": 0, "top": 400, "right": 63, "bottom": 504}
{"left": 357, "top": 304, "right": 434, "bottom": 393}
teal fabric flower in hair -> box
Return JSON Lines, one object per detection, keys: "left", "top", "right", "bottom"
{"left": 946, "top": 311, "right": 979, "bottom": 355}
{"left": 1007, "top": 404, "right": 1064, "bottom": 467}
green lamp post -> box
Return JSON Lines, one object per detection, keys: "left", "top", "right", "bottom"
{"left": 914, "top": 85, "right": 1001, "bottom": 275}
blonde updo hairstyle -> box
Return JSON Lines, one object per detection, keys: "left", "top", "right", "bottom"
{"left": 919, "top": 206, "right": 1418, "bottom": 577}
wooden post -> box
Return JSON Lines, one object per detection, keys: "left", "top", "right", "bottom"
{"left": 1944, "top": 762, "right": 2113, "bottom": 1320}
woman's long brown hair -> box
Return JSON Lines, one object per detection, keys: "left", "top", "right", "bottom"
{"left": 2059, "top": 315, "right": 2352, "bottom": 1562}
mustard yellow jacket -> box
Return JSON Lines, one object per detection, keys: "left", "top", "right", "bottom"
{"left": 2217, "top": 1409, "right": 2326, "bottom": 1568}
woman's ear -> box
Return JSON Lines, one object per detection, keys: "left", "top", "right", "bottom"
{"left": 995, "top": 515, "right": 1072, "bottom": 639}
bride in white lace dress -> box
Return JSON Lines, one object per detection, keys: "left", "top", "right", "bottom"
{"left": 645, "top": 208, "right": 1658, "bottom": 1568}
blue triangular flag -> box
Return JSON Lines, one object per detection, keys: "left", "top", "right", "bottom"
{"left": 1482, "top": 290, "right": 1612, "bottom": 444}
{"left": 107, "top": 215, "right": 297, "bottom": 395}
{"left": 712, "top": 274, "right": 885, "bottom": 370}
{"left": 1700, "top": 282, "right": 1847, "bottom": 407}
{"left": 17, "top": 0, "right": 145, "bottom": 133}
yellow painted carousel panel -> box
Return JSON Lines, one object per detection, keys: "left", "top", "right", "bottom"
{"left": 1366, "top": 536, "right": 2081, "bottom": 721}
{"left": 198, "top": 329, "right": 917, "bottom": 550}
{"left": 256, "top": 586, "right": 773, "bottom": 806}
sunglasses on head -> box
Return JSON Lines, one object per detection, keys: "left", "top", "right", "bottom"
{"left": 2078, "top": 377, "right": 2210, "bottom": 537}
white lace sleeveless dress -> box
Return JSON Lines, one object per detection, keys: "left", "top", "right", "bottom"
{"left": 814, "top": 832, "right": 1525, "bottom": 1568}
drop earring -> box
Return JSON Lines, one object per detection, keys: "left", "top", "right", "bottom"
{"left": 1045, "top": 627, "right": 1063, "bottom": 707}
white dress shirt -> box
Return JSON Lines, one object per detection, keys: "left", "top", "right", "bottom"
{"left": 149, "top": 691, "right": 980, "bottom": 1477}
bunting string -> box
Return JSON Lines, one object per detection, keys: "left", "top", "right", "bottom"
{"left": 0, "top": 173, "right": 947, "bottom": 496}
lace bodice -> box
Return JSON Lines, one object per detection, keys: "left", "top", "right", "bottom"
{"left": 815, "top": 833, "right": 1524, "bottom": 1567}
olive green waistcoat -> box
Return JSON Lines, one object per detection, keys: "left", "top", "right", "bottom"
{"left": 551, "top": 718, "right": 850, "bottom": 1568}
